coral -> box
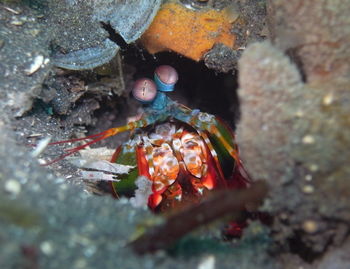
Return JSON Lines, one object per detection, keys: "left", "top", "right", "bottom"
{"left": 237, "top": 0, "right": 350, "bottom": 260}
{"left": 140, "top": 1, "right": 238, "bottom": 61}
{"left": 267, "top": 0, "right": 350, "bottom": 82}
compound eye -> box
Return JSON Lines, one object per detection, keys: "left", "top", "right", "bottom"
{"left": 154, "top": 65, "right": 178, "bottom": 92}
{"left": 132, "top": 78, "right": 157, "bottom": 103}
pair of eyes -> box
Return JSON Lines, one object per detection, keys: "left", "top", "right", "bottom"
{"left": 132, "top": 65, "right": 178, "bottom": 103}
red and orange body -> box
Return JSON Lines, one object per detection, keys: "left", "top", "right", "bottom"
{"left": 110, "top": 119, "right": 249, "bottom": 213}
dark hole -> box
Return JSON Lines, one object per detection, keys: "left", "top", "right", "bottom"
{"left": 89, "top": 45, "right": 241, "bottom": 152}
{"left": 100, "top": 22, "right": 129, "bottom": 49}
{"left": 120, "top": 45, "right": 241, "bottom": 127}
{"left": 287, "top": 231, "right": 325, "bottom": 263}
{"left": 286, "top": 48, "right": 307, "bottom": 83}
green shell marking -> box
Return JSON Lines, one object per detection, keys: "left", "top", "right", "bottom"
{"left": 208, "top": 119, "right": 236, "bottom": 178}
{"left": 111, "top": 144, "right": 138, "bottom": 197}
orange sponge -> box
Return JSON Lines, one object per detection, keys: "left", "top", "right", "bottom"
{"left": 140, "top": 1, "right": 238, "bottom": 61}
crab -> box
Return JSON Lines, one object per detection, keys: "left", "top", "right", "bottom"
{"left": 47, "top": 65, "right": 250, "bottom": 215}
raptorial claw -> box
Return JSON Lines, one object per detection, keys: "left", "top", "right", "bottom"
{"left": 44, "top": 120, "right": 152, "bottom": 166}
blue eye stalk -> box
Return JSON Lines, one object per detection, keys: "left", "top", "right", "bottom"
{"left": 132, "top": 65, "right": 179, "bottom": 110}
{"left": 154, "top": 65, "right": 178, "bottom": 92}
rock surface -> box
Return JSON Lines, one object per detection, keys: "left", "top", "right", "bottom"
{"left": 237, "top": 0, "right": 350, "bottom": 264}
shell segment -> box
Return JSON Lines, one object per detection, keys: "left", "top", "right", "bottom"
{"left": 180, "top": 131, "right": 206, "bottom": 178}
{"left": 150, "top": 142, "right": 179, "bottom": 191}
{"left": 111, "top": 121, "right": 227, "bottom": 210}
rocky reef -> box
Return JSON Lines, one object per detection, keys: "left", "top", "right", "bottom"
{"left": 237, "top": 0, "right": 350, "bottom": 266}
{"left": 1, "top": 0, "right": 350, "bottom": 268}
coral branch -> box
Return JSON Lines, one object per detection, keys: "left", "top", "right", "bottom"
{"left": 130, "top": 181, "right": 268, "bottom": 254}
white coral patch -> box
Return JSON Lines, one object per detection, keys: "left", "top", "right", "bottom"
{"left": 69, "top": 158, "right": 134, "bottom": 182}
{"left": 130, "top": 176, "right": 153, "bottom": 208}
{"left": 80, "top": 171, "right": 120, "bottom": 182}
{"left": 79, "top": 147, "right": 116, "bottom": 161}
{"left": 25, "top": 55, "right": 46, "bottom": 75}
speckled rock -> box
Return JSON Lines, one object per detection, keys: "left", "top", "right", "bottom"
{"left": 268, "top": 0, "right": 350, "bottom": 82}
{"left": 0, "top": 4, "right": 51, "bottom": 117}
{"left": 236, "top": 0, "right": 350, "bottom": 260}
{"left": 237, "top": 41, "right": 350, "bottom": 256}
{"left": 315, "top": 238, "right": 350, "bottom": 269}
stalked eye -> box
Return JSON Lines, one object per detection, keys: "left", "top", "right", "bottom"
{"left": 132, "top": 78, "right": 157, "bottom": 103}
{"left": 154, "top": 65, "right": 178, "bottom": 92}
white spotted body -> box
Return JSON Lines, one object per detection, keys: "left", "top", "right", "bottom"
{"left": 133, "top": 123, "right": 213, "bottom": 200}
